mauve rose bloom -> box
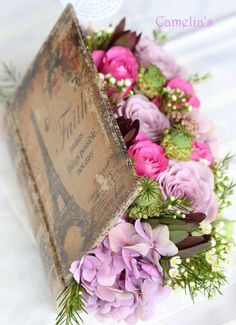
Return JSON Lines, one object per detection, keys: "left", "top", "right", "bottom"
{"left": 191, "top": 141, "right": 214, "bottom": 167}
{"left": 98, "top": 46, "right": 139, "bottom": 83}
{"left": 189, "top": 109, "right": 219, "bottom": 159}
{"left": 129, "top": 133, "right": 169, "bottom": 179}
{"left": 119, "top": 94, "right": 170, "bottom": 141}
{"left": 167, "top": 77, "right": 200, "bottom": 109}
{"left": 158, "top": 160, "right": 218, "bottom": 222}
{"left": 135, "top": 37, "right": 185, "bottom": 79}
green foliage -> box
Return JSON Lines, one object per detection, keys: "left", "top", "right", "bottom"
{"left": 128, "top": 177, "right": 192, "bottom": 220}
{"left": 213, "top": 153, "right": 236, "bottom": 213}
{"left": 152, "top": 28, "right": 168, "bottom": 45}
{"left": 188, "top": 72, "right": 212, "bottom": 84}
{"left": 0, "top": 62, "right": 20, "bottom": 103}
{"left": 161, "top": 222, "right": 232, "bottom": 301}
{"left": 85, "top": 30, "right": 113, "bottom": 52}
{"left": 56, "top": 279, "right": 86, "bottom": 325}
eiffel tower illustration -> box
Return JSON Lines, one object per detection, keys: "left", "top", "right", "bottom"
{"left": 31, "top": 113, "right": 93, "bottom": 270}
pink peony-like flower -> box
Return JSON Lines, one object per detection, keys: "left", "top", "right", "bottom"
{"left": 135, "top": 37, "right": 185, "bottom": 79}
{"left": 95, "top": 46, "right": 139, "bottom": 83}
{"left": 118, "top": 94, "right": 170, "bottom": 141}
{"left": 167, "top": 77, "right": 200, "bottom": 108}
{"left": 92, "top": 50, "right": 106, "bottom": 69}
{"left": 158, "top": 160, "right": 218, "bottom": 222}
{"left": 128, "top": 133, "right": 169, "bottom": 179}
{"left": 191, "top": 141, "right": 214, "bottom": 167}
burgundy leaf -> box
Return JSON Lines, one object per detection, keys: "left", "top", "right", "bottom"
{"left": 185, "top": 212, "right": 206, "bottom": 223}
{"left": 113, "top": 31, "right": 141, "bottom": 51}
{"left": 116, "top": 117, "right": 139, "bottom": 148}
{"left": 108, "top": 18, "right": 126, "bottom": 48}
{"left": 177, "top": 235, "right": 206, "bottom": 250}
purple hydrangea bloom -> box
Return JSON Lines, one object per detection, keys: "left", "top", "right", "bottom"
{"left": 70, "top": 220, "right": 176, "bottom": 323}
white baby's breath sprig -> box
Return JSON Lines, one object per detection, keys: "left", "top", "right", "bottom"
{"left": 199, "top": 221, "right": 212, "bottom": 235}
{"left": 169, "top": 268, "right": 180, "bottom": 278}
{"left": 170, "top": 256, "right": 182, "bottom": 268}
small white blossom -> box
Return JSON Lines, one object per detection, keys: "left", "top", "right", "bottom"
{"left": 205, "top": 251, "right": 217, "bottom": 265}
{"left": 124, "top": 79, "right": 132, "bottom": 87}
{"left": 109, "top": 77, "right": 116, "bottom": 84}
{"left": 98, "top": 73, "right": 105, "bottom": 80}
{"left": 212, "top": 261, "right": 221, "bottom": 272}
{"left": 117, "top": 80, "right": 124, "bottom": 87}
{"left": 199, "top": 221, "right": 212, "bottom": 235}
{"left": 170, "top": 256, "right": 182, "bottom": 268}
{"left": 225, "top": 243, "right": 233, "bottom": 254}
{"left": 169, "top": 268, "right": 180, "bottom": 278}
{"left": 211, "top": 239, "right": 216, "bottom": 247}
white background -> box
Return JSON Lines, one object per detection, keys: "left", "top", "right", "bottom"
{"left": 1, "top": 1, "right": 236, "bottom": 324}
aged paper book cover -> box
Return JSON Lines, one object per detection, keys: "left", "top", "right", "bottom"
{"left": 5, "top": 5, "right": 140, "bottom": 297}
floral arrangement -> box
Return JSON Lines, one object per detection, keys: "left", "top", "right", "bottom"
{"left": 0, "top": 18, "right": 234, "bottom": 325}
{"left": 53, "top": 19, "right": 236, "bottom": 325}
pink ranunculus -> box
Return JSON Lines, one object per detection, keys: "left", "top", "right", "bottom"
{"left": 135, "top": 37, "right": 186, "bottom": 79}
{"left": 99, "top": 46, "right": 139, "bottom": 83}
{"left": 128, "top": 133, "right": 169, "bottom": 179}
{"left": 158, "top": 160, "right": 218, "bottom": 222}
{"left": 191, "top": 141, "right": 214, "bottom": 167}
{"left": 167, "top": 77, "right": 200, "bottom": 109}
{"left": 118, "top": 94, "right": 170, "bottom": 142}
{"left": 92, "top": 50, "right": 106, "bottom": 69}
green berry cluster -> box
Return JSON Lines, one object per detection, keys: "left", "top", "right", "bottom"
{"left": 134, "top": 64, "right": 166, "bottom": 98}
{"left": 161, "top": 128, "right": 193, "bottom": 161}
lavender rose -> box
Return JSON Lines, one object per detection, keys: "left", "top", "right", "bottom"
{"left": 119, "top": 94, "right": 170, "bottom": 141}
{"left": 135, "top": 37, "right": 185, "bottom": 80}
{"left": 158, "top": 160, "right": 218, "bottom": 222}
